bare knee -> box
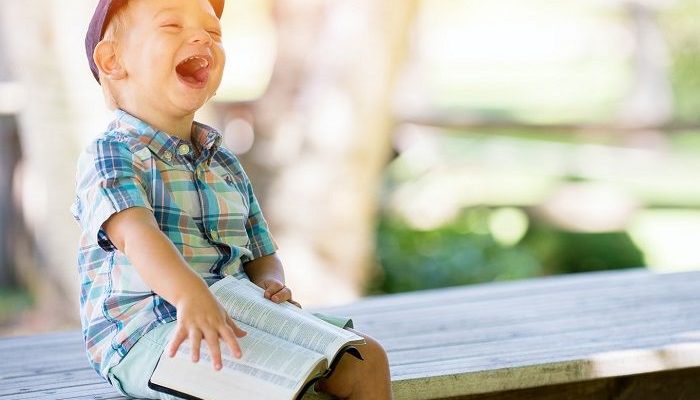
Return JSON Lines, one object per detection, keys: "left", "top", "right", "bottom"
{"left": 349, "top": 330, "right": 392, "bottom": 399}
{"left": 352, "top": 331, "right": 389, "bottom": 370}
{"left": 316, "top": 329, "right": 392, "bottom": 398}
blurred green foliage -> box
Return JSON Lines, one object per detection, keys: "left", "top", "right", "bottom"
{"left": 520, "top": 222, "right": 645, "bottom": 275}
{"left": 368, "top": 207, "right": 645, "bottom": 295}
{"left": 367, "top": 209, "right": 540, "bottom": 294}
{"left": 0, "top": 287, "right": 31, "bottom": 327}
{"left": 368, "top": 0, "right": 698, "bottom": 295}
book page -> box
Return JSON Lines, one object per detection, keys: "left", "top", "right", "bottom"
{"left": 210, "top": 276, "right": 365, "bottom": 362}
{"left": 150, "top": 321, "right": 326, "bottom": 400}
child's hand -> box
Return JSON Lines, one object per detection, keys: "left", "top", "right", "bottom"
{"left": 256, "top": 277, "right": 302, "bottom": 308}
{"left": 167, "top": 290, "right": 247, "bottom": 371}
{"left": 288, "top": 299, "right": 303, "bottom": 308}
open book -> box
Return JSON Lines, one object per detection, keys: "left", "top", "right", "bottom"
{"left": 148, "top": 276, "right": 366, "bottom": 400}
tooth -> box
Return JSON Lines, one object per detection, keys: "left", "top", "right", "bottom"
{"left": 179, "top": 56, "right": 209, "bottom": 68}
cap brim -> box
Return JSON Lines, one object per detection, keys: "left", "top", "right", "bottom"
{"left": 211, "top": 0, "right": 224, "bottom": 18}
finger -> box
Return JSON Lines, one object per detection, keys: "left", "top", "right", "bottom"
{"left": 271, "top": 287, "right": 292, "bottom": 303}
{"left": 204, "top": 331, "right": 222, "bottom": 370}
{"left": 220, "top": 325, "right": 243, "bottom": 359}
{"left": 228, "top": 318, "right": 247, "bottom": 338}
{"left": 190, "top": 329, "right": 203, "bottom": 362}
{"left": 264, "top": 281, "right": 284, "bottom": 299}
{"left": 288, "top": 299, "right": 302, "bottom": 308}
{"left": 167, "top": 328, "right": 188, "bottom": 357}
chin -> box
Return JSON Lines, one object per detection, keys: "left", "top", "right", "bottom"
{"left": 176, "top": 99, "right": 209, "bottom": 115}
{"left": 174, "top": 78, "right": 221, "bottom": 110}
{"left": 172, "top": 87, "right": 218, "bottom": 113}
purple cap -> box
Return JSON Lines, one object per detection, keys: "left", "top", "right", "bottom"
{"left": 85, "top": 0, "right": 225, "bottom": 84}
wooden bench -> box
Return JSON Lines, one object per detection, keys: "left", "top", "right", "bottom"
{"left": 2, "top": 268, "right": 699, "bottom": 399}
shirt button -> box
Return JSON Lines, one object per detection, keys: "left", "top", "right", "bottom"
{"left": 178, "top": 144, "right": 190, "bottom": 155}
{"left": 210, "top": 230, "right": 220, "bottom": 241}
{"left": 163, "top": 151, "right": 173, "bottom": 162}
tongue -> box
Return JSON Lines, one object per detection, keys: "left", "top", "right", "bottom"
{"left": 177, "top": 58, "right": 209, "bottom": 84}
{"left": 192, "top": 67, "right": 209, "bottom": 83}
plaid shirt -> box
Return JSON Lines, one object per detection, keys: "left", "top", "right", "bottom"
{"left": 71, "top": 109, "right": 277, "bottom": 380}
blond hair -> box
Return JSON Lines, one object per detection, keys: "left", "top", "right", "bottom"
{"left": 98, "top": 4, "right": 131, "bottom": 110}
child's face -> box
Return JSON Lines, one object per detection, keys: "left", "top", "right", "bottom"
{"left": 116, "top": 0, "right": 225, "bottom": 118}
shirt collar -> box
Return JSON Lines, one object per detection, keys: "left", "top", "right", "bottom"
{"left": 111, "top": 109, "right": 222, "bottom": 166}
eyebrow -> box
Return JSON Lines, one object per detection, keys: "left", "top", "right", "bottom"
{"left": 154, "top": 7, "right": 179, "bottom": 19}
{"left": 153, "top": 6, "right": 220, "bottom": 25}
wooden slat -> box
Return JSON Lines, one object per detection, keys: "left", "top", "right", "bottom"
{"left": 1, "top": 268, "right": 699, "bottom": 400}
{"left": 0, "top": 370, "right": 103, "bottom": 392}
{"left": 443, "top": 366, "right": 700, "bottom": 400}
{"left": 317, "top": 269, "right": 700, "bottom": 398}
{"left": 314, "top": 269, "right": 699, "bottom": 317}
{"left": 366, "top": 291, "right": 698, "bottom": 347}
{"left": 5, "top": 384, "right": 117, "bottom": 400}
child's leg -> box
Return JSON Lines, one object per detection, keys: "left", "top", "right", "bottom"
{"left": 315, "top": 328, "right": 393, "bottom": 400}
{"left": 107, "top": 321, "right": 181, "bottom": 400}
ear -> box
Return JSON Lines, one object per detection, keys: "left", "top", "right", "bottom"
{"left": 93, "top": 40, "right": 126, "bottom": 80}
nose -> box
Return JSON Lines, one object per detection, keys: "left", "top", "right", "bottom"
{"left": 189, "top": 28, "right": 212, "bottom": 46}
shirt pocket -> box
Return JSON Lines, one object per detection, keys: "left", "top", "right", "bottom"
{"left": 216, "top": 189, "right": 250, "bottom": 248}
{"left": 161, "top": 168, "right": 202, "bottom": 219}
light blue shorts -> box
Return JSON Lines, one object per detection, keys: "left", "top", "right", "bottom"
{"left": 107, "top": 312, "right": 353, "bottom": 399}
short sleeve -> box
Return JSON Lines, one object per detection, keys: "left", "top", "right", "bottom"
{"left": 71, "top": 138, "right": 153, "bottom": 252}
{"left": 227, "top": 154, "right": 278, "bottom": 260}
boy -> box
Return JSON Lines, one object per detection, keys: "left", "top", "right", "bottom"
{"left": 72, "top": 0, "right": 392, "bottom": 398}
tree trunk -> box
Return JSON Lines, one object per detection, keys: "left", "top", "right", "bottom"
{"left": 0, "top": 0, "right": 104, "bottom": 330}
{"left": 0, "top": 115, "right": 21, "bottom": 288}
{"left": 0, "top": 19, "right": 21, "bottom": 288}
{"left": 250, "top": 0, "right": 419, "bottom": 306}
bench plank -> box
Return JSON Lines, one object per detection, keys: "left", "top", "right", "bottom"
{"left": 317, "top": 268, "right": 700, "bottom": 399}
{"left": 1, "top": 268, "right": 698, "bottom": 399}
{"left": 444, "top": 366, "right": 700, "bottom": 400}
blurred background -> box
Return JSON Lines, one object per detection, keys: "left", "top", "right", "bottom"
{"left": 0, "top": 0, "right": 698, "bottom": 336}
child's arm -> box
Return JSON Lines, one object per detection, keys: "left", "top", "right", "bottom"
{"left": 103, "top": 206, "right": 247, "bottom": 370}
{"left": 244, "top": 253, "right": 302, "bottom": 308}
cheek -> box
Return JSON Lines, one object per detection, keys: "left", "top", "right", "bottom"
{"left": 123, "top": 52, "right": 166, "bottom": 81}
{"left": 213, "top": 46, "right": 226, "bottom": 80}
{"left": 133, "top": 38, "right": 176, "bottom": 74}
{"left": 217, "top": 44, "right": 226, "bottom": 68}
{"left": 150, "top": 42, "right": 177, "bottom": 72}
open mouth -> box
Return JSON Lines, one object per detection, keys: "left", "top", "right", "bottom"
{"left": 175, "top": 55, "right": 211, "bottom": 88}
